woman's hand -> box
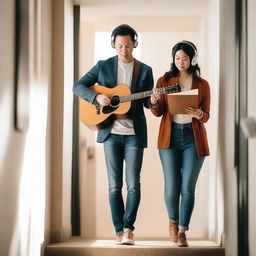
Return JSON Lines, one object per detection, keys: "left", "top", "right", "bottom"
{"left": 185, "top": 107, "right": 203, "bottom": 120}
{"left": 150, "top": 88, "right": 160, "bottom": 105}
{"left": 96, "top": 94, "right": 111, "bottom": 106}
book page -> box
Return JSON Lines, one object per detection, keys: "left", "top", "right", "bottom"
{"left": 171, "top": 89, "right": 198, "bottom": 95}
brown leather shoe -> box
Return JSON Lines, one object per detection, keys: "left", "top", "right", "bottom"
{"left": 115, "top": 232, "right": 124, "bottom": 245}
{"left": 177, "top": 232, "right": 188, "bottom": 247}
{"left": 169, "top": 220, "right": 178, "bottom": 243}
{"left": 123, "top": 230, "right": 135, "bottom": 245}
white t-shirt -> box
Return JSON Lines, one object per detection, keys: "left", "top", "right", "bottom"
{"left": 111, "top": 60, "right": 135, "bottom": 135}
{"left": 172, "top": 75, "right": 193, "bottom": 124}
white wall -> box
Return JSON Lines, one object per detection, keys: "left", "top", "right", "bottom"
{"left": 0, "top": 0, "right": 52, "bottom": 255}
{"left": 0, "top": 2, "right": 24, "bottom": 255}
{"left": 206, "top": 0, "right": 223, "bottom": 243}
{"left": 219, "top": 0, "right": 237, "bottom": 255}
{"left": 50, "top": 0, "right": 74, "bottom": 243}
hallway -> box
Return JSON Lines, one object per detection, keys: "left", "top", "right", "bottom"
{"left": 1, "top": 0, "right": 256, "bottom": 256}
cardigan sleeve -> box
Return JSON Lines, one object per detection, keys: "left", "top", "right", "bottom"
{"left": 142, "top": 66, "right": 154, "bottom": 109}
{"left": 150, "top": 76, "right": 168, "bottom": 117}
{"left": 198, "top": 80, "right": 210, "bottom": 123}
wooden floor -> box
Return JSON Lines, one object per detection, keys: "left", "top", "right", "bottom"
{"left": 45, "top": 238, "right": 225, "bottom": 256}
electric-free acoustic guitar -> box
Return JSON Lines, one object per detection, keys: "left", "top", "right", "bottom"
{"left": 79, "top": 83, "right": 181, "bottom": 129}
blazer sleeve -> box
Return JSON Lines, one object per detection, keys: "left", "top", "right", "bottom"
{"left": 73, "top": 61, "right": 102, "bottom": 104}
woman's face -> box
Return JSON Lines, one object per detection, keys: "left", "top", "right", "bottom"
{"left": 174, "top": 50, "right": 191, "bottom": 72}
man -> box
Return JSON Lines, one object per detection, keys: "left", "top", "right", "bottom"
{"left": 73, "top": 24, "right": 154, "bottom": 245}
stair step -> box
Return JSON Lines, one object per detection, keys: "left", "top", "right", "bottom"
{"left": 45, "top": 238, "right": 225, "bottom": 256}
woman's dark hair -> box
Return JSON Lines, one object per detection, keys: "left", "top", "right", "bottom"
{"left": 164, "top": 41, "right": 201, "bottom": 82}
{"left": 111, "top": 24, "right": 138, "bottom": 45}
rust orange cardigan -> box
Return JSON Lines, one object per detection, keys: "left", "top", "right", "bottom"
{"left": 150, "top": 76, "right": 210, "bottom": 157}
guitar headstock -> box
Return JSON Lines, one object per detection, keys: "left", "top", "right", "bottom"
{"left": 165, "top": 84, "right": 182, "bottom": 94}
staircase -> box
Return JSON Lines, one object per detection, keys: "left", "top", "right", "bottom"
{"left": 45, "top": 238, "right": 225, "bottom": 256}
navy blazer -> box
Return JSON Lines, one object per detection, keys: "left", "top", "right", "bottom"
{"left": 73, "top": 55, "right": 154, "bottom": 148}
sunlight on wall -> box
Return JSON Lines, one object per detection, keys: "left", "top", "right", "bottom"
{"left": 94, "top": 32, "right": 116, "bottom": 63}
{"left": 9, "top": 84, "right": 47, "bottom": 256}
{"left": 0, "top": 90, "right": 11, "bottom": 172}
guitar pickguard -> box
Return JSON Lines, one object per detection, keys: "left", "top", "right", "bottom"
{"left": 102, "top": 105, "right": 118, "bottom": 114}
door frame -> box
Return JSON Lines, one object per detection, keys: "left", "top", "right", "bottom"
{"left": 235, "top": 0, "right": 249, "bottom": 255}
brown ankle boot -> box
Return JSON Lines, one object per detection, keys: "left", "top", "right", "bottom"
{"left": 177, "top": 232, "right": 188, "bottom": 247}
{"left": 169, "top": 220, "right": 178, "bottom": 243}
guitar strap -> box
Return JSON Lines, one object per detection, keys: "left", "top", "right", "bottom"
{"left": 133, "top": 58, "right": 141, "bottom": 91}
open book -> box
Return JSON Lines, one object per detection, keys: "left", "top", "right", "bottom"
{"left": 167, "top": 89, "right": 198, "bottom": 114}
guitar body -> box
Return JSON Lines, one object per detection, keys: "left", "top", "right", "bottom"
{"left": 79, "top": 84, "right": 131, "bottom": 127}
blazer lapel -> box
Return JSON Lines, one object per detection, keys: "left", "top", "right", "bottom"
{"left": 113, "top": 55, "right": 118, "bottom": 87}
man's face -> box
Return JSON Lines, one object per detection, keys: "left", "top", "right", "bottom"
{"left": 114, "top": 35, "right": 135, "bottom": 63}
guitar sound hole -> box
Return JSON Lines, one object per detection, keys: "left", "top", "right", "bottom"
{"left": 110, "top": 95, "right": 120, "bottom": 107}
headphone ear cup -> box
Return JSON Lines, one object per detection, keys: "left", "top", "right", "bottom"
{"left": 111, "top": 36, "right": 115, "bottom": 48}
{"left": 134, "top": 40, "right": 138, "bottom": 48}
{"left": 191, "top": 51, "right": 198, "bottom": 66}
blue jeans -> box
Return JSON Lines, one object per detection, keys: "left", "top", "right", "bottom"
{"left": 159, "top": 122, "right": 205, "bottom": 230}
{"left": 103, "top": 134, "right": 144, "bottom": 234}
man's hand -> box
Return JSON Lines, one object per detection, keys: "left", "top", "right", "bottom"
{"left": 96, "top": 94, "right": 111, "bottom": 106}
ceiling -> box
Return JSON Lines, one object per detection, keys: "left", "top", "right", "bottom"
{"left": 73, "top": 0, "right": 210, "bottom": 20}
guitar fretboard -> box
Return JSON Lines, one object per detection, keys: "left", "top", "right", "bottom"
{"left": 119, "top": 86, "right": 179, "bottom": 103}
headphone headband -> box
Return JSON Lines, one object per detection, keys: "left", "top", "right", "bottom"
{"left": 180, "top": 40, "right": 197, "bottom": 52}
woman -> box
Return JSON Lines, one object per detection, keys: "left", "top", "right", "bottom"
{"left": 150, "top": 41, "right": 210, "bottom": 247}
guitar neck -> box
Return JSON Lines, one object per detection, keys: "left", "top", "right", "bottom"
{"left": 120, "top": 87, "right": 177, "bottom": 103}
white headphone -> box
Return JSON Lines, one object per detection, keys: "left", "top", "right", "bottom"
{"left": 181, "top": 41, "right": 198, "bottom": 66}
